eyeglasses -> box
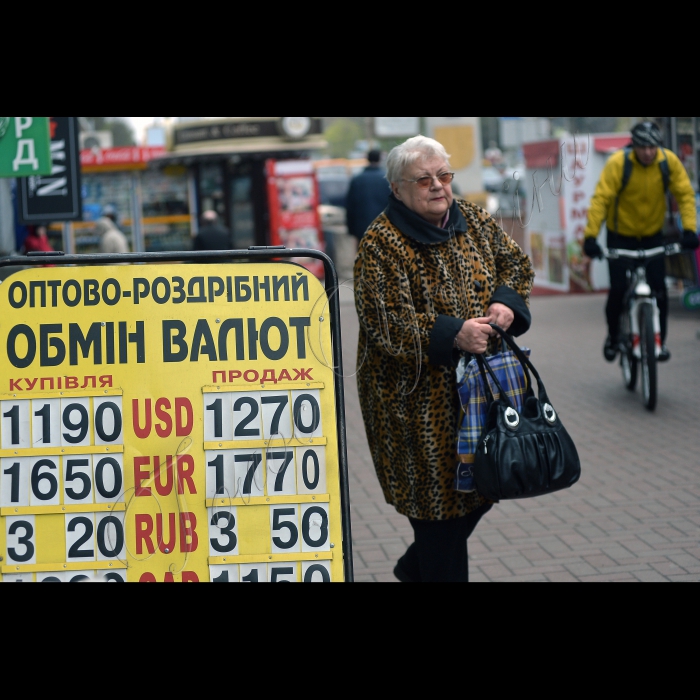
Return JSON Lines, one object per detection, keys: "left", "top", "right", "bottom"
{"left": 403, "top": 172, "right": 455, "bottom": 189}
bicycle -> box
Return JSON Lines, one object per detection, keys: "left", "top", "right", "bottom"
{"left": 604, "top": 243, "right": 682, "bottom": 412}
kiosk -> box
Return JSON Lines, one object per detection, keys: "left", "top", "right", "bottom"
{"left": 159, "top": 117, "right": 326, "bottom": 251}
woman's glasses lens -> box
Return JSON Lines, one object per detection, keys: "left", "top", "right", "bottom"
{"left": 416, "top": 173, "right": 454, "bottom": 189}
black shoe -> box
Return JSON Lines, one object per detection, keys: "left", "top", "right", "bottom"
{"left": 658, "top": 345, "right": 671, "bottom": 363}
{"left": 394, "top": 562, "right": 417, "bottom": 583}
{"left": 604, "top": 336, "right": 619, "bottom": 362}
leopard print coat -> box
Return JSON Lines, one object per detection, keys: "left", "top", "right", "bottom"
{"left": 354, "top": 200, "right": 535, "bottom": 521}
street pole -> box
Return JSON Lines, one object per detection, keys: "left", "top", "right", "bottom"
{"left": 131, "top": 173, "right": 145, "bottom": 253}
{"left": 62, "top": 222, "right": 75, "bottom": 255}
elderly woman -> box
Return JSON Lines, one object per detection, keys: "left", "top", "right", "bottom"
{"left": 354, "top": 136, "right": 535, "bottom": 583}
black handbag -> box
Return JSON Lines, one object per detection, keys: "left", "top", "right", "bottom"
{"left": 473, "top": 325, "right": 581, "bottom": 501}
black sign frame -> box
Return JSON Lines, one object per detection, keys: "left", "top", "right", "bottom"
{"left": 17, "top": 116, "right": 83, "bottom": 224}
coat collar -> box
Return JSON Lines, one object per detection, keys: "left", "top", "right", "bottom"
{"left": 385, "top": 194, "right": 468, "bottom": 245}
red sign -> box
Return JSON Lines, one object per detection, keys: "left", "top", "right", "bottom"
{"left": 594, "top": 135, "right": 630, "bottom": 155}
{"left": 523, "top": 140, "right": 561, "bottom": 169}
{"left": 80, "top": 147, "right": 166, "bottom": 170}
{"left": 266, "top": 159, "right": 325, "bottom": 279}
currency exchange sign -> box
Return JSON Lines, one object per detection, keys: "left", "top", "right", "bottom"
{"left": 0, "top": 117, "right": 52, "bottom": 178}
{"left": 0, "top": 263, "right": 347, "bottom": 583}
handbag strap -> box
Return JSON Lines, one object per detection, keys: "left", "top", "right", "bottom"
{"left": 476, "top": 354, "right": 518, "bottom": 411}
{"left": 476, "top": 354, "right": 497, "bottom": 405}
{"left": 488, "top": 324, "right": 550, "bottom": 404}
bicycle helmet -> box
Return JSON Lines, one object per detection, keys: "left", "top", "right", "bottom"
{"left": 631, "top": 122, "right": 663, "bottom": 148}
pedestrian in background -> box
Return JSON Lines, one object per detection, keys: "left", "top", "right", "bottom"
{"left": 96, "top": 205, "right": 130, "bottom": 255}
{"left": 354, "top": 136, "right": 535, "bottom": 583}
{"left": 346, "top": 150, "right": 391, "bottom": 240}
{"left": 194, "top": 210, "right": 232, "bottom": 251}
{"left": 21, "top": 224, "right": 55, "bottom": 255}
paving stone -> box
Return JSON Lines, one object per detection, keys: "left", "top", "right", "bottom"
{"left": 497, "top": 555, "right": 533, "bottom": 573}
{"left": 577, "top": 574, "right": 639, "bottom": 583}
{"left": 565, "top": 562, "right": 599, "bottom": 577}
{"left": 546, "top": 572, "right": 581, "bottom": 583}
{"left": 359, "top": 549, "right": 389, "bottom": 564}
{"left": 521, "top": 548, "right": 555, "bottom": 563}
{"left": 665, "top": 574, "right": 700, "bottom": 583}
{"left": 492, "top": 574, "right": 550, "bottom": 583}
{"left": 381, "top": 543, "right": 409, "bottom": 559}
{"left": 480, "top": 564, "right": 513, "bottom": 579}
{"left": 650, "top": 561, "right": 688, "bottom": 577}
{"left": 584, "top": 554, "right": 618, "bottom": 570}
{"left": 633, "top": 571, "right": 671, "bottom": 583}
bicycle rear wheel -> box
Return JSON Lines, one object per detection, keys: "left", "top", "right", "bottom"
{"left": 639, "top": 304, "right": 658, "bottom": 412}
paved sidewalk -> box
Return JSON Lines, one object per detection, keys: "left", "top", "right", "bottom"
{"left": 339, "top": 290, "right": 700, "bottom": 583}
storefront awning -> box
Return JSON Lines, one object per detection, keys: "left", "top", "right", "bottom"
{"left": 153, "top": 139, "right": 328, "bottom": 165}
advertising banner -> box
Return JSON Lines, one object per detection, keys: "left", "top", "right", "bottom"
{"left": 18, "top": 117, "right": 83, "bottom": 224}
{"left": 267, "top": 160, "right": 325, "bottom": 279}
{"left": 0, "top": 117, "right": 52, "bottom": 178}
{"left": 0, "top": 260, "right": 350, "bottom": 582}
{"left": 525, "top": 136, "right": 617, "bottom": 293}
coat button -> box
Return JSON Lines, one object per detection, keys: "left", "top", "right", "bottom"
{"left": 475, "top": 282, "right": 483, "bottom": 292}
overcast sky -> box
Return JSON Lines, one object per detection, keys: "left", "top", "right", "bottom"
{"left": 127, "top": 116, "right": 155, "bottom": 141}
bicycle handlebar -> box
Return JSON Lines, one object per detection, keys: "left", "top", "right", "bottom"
{"left": 604, "top": 243, "right": 682, "bottom": 261}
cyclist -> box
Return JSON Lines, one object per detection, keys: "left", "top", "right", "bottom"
{"left": 584, "top": 122, "right": 699, "bottom": 363}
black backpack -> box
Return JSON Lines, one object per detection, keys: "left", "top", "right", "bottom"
{"left": 614, "top": 148, "right": 671, "bottom": 232}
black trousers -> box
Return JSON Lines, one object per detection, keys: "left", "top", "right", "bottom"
{"left": 606, "top": 231, "right": 668, "bottom": 342}
{"left": 398, "top": 504, "right": 492, "bottom": 583}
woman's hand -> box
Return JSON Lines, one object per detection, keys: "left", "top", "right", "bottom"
{"left": 486, "top": 303, "right": 515, "bottom": 333}
{"left": 455, "top": 318, "right": 493, "bottom": 355}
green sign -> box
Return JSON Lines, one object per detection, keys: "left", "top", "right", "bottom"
{"left": 683, "top": 287, "right": 700, "bottom": 310}
{"left": 0, "top": 116, "right": 52, "bottom": 178}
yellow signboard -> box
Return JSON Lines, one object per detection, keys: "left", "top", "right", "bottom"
{"left": 0, "top": 262, "right": 348, "bottom": 582}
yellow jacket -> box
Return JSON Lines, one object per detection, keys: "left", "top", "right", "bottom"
{"left": 585, "top": 148, "right": 697, "bottom": 239}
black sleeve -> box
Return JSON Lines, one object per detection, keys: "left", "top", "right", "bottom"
{"left": 490, "top": 286, "right": 532, "bottom": 337}
{"left": 428, "top": 315, "right": 464, "bottom": 367}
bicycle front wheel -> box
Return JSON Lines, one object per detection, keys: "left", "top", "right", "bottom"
{"left": 621, "top": 346, "right": 638, "bottom": 392}
{"left": 620, "top": 313, "right": 637, "bottom": 391}
{"left": 639, "top": 304, "right": 658, "bottom": 412}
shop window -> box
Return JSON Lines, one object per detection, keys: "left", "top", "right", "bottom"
{"left": 76, "top": 173, "right": 135, "bottom": 255}
{"left": 142, "top": 168, "right": 192, "bottom": 253}
{"left": 231, "top": 175, "right": 255, "bottom": 250}
{"left": 200, "top": 164, "right": 226, "bottom": 220}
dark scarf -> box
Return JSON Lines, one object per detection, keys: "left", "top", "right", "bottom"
{"left": 385, "top": 194, "right": 468, "bottom": 245}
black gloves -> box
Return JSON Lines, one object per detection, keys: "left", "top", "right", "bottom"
{"left": 584, "top": 238, "right": 604, "bottom": 260}
{"left": 682, "top": 230, "right": 700, "bottom": 250}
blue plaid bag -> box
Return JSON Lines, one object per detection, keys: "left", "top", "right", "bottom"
{"left": 455, "top": 345, "right": 531, "bottom": 493}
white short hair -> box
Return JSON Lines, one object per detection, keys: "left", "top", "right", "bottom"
{"left": 386, "top": 135, "right": 452, "bottom": 184}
